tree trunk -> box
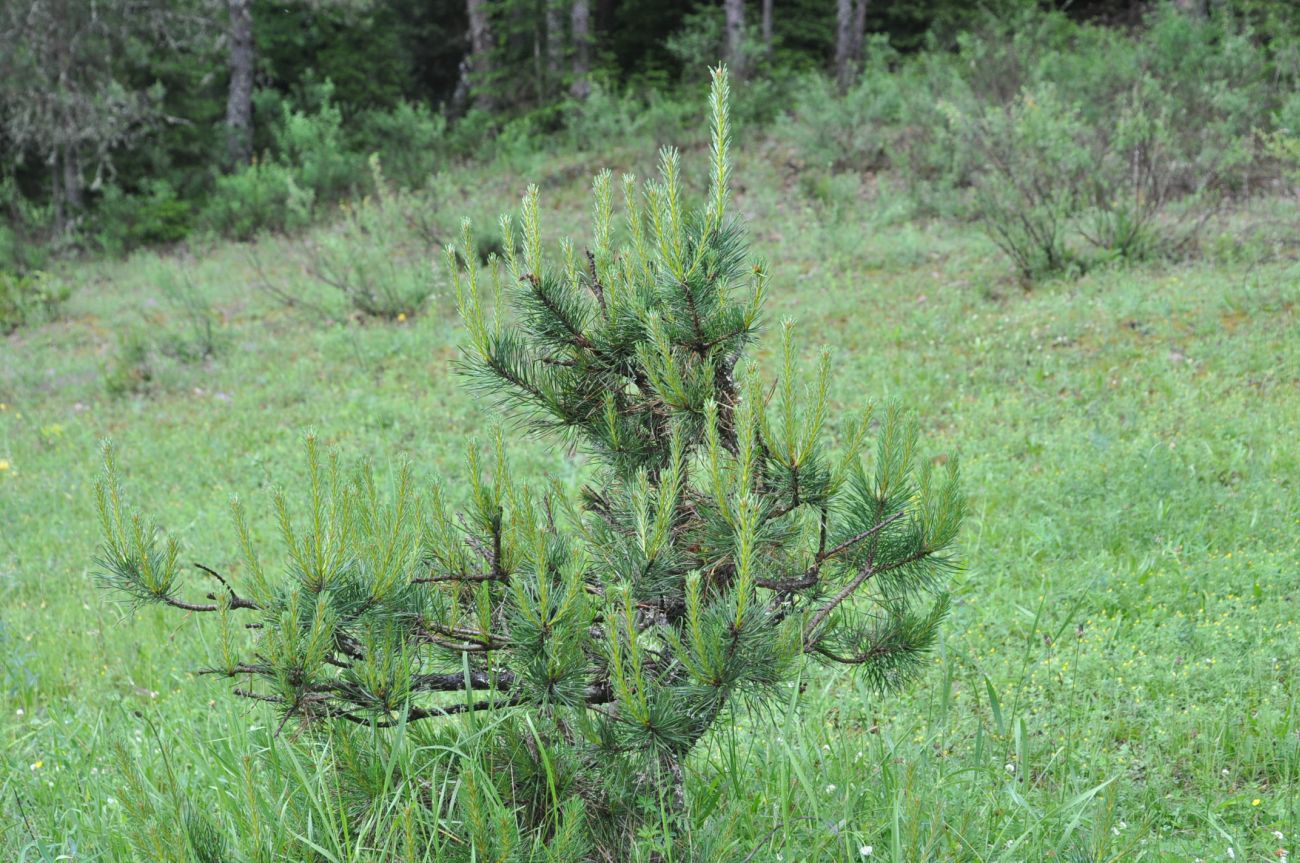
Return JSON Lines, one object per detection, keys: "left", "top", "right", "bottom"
{"left": 466, "top": 0, "right": 495, "bottom": 111}
{"left": 570, "top": 0, "right": 591, "bottom": 99}
{"left": 225, "top": 0, "right": 254, "bottom": 169}
{"left": 546, "top": 0, "right": 566, "bottom": 98}
{"left": 835, "top": 0, "right": 868, "bottom": 93}
{"left": 851, "top": 0, "right": 868, "bottom": 67}
{"left": 723, "top": 0, "right": 745, "bottom": 78}
{"left": 761, "top": 0, "right": 773, "bottom": 55}
{"left": 834, "top": 0, "right": 851, "bottom": 93}
{"left": 60, "top": 143, "right": 83, "bottom": 212}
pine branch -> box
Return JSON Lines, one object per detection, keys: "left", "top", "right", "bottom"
{"left": 802, "top": 546, "right": 936, "bottom": 649}
{"left": 413, "top": 571, "right": 503, "bottom": 584}
{"left": 755, "top": 510, "right": 905, "bottom": 592}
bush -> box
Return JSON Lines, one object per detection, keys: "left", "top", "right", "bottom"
{"left": 305, "top": 156, "right": 438, "bottom": 320}
{"left": 966, "top": 79, "right": 1234, "bottom": 280}
{"left": 1080, "top": 86, "right": 1225, "bottom": 263}
{"left": 781, "top": 41, "right": 903, "bottom": 174}
{"left": 202, "top": 83, "right": 368, "bottom": 240}
{"left": 94, "top": 180, "right": 193, "bottom": 255}
{"left": 966, "top": 86, "right": 1092, "bottom": 280}
{"left": 561, "top": 80, "right": 654, "bottom": 151}
{"left": 274, "top": 81, "right": 364, "bottom": 206}
{"left": 155, "top": 262, "right": 224, "bottom": 362}
{"left": 201, "top": 159, "right": 314, "bottom": 240}
{"left": 96, "top": 70, "right": 963, "bottom": 860}
{"left": 102, "top": 328, "right": 156, "bottom": 397}
{"left": 0, "top": 269, "right": 71, "bottom": 334}
{"left": 355, "top": 101, "right": 449, "bottom": 189}
{"left": 0, "top": 177, "right": 55, "bottom": 273}
{"left": 1265, "top": 92, "right": 1300, "bottom": 192}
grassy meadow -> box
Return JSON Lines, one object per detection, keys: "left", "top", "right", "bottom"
{"left": 2, "top": 128, "right": 1299, "bottom": 861}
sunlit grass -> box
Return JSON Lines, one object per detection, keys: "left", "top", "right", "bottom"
{"left": 2, "top": 141, "right": 1298, "bottom": 860}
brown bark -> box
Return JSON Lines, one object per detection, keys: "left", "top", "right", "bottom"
{"left": 225, "top": 0, "right": 254, "bottom": 168}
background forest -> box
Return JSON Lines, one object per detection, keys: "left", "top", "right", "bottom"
{"left": 1, "top": 0, "right": 1297, "bottom": 267}
{"left": 2, "top": 0, "right": 1300, "bottom": 861}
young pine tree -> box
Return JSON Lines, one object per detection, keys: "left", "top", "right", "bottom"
{"left": 96, "top": 68, "right": 963, "bottom": 859}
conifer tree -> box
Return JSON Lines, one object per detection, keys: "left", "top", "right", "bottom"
{"left": 96, "top": 68, "right": 963, "bottom": 858}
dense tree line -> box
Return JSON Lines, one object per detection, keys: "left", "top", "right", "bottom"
{"left": 0, "top": 0, "right": 1294, "bottom": 258}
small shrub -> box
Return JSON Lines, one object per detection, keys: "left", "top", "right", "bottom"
{"left": 781, "top": 43, "right": 903, "bottom": 174}
{"left": 0, "top": 177, "right": 55, "bottom": 273}
{"left": 966, "top": 79, "right": 1231, "bottom": 279}
{"left": 444, "top": 107, "right": 499, "bottom": 160}
{"left": 562, "top": 80, "right": 653, "bottom": 151}
{"left": 885, "top": 58, "right": 979, "bottom": 216}
{"left": 201, "top": 159, "right": 314, "bottom": 241}
{"left": 966, "top": 86, "right": 1091, "bottom": 280}
{"left": 274, "top": 82, "right": 364, "bottom": 206}
{"left": 306, "top": 156, "right": 437, "bottom": 320}
{"left": 96, "top": 70, "right": 963, "bottom": 859}
{"left": 1266, "top": 92, "right": 1300, "bottom": 192}
{"left": 103, "top": 329, "right": 155, "bottom": 397}
{"left": 1081, "top": 88, "right": 1224, "bottom": 263}
{"left": 0, "top": 270, "right": 71, "bottom": 334}
{"left": 95, "top": 180, "right": 193, "bottom": 255}
{"left": 156, "top": 265, "right": 224, "bottom": 362}
{"left": 202, "top": 83, "right": 368, "bottom": 240}
{"left": 355, "top": 101, "right": 449, "bottom": 189}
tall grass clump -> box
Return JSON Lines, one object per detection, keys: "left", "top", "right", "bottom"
{"left": 94, "top": 69, "right": 963, "bottom": 860}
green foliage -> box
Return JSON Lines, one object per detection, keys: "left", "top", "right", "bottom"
{"left": 355, "top": 101, "right": 449, "bottom": 189}
{"left": 272, "top": 82, "right": 363, "bottom": 207}
{"left": 1266, "top": 92, "right": 1300, "bottom": 189}
{"left": 0, "top": 269, "right": 71, "bottom": 334}
{"left": 0, "top": 177, "right": 55, "bottom": 273}
{"left": 201, "top": 84, "right": 366, "bottom": 240}
{"left": 965, "top": 86, "right": 1092, "bottom": 281}
{"left": 561, "top": 81, "right": 693, "bottom": 154}
{"left": 94, "top": 180, "right": 194, "bottom": 256}
{"left": 94, "top": 70, "right": 962, "bottom": 858}
{"left": 780, "top": 41, "right": 904, "bottom": 173}
{"left": 200, "top": 159, "right": 314, "bottom": 241}
{"left": 101, "top": 260, "right": 223, "bottom": 396}
{"left": 771, "top": 3, "right": 1295, "bottom": 276}
{"left": 155, "top": 263, "right": 225, "bottom": 362}
{"left": 102, "top": 328, "right": 157, "bottom": 398}
{"left": 306, "top": 157, "right": 438, "bottom": 320}
{"left": 4, "top": 43, "right": 1299, "bottom": 858}
{"left": 962, "top": 76, "right": 1237, "bottom": 280}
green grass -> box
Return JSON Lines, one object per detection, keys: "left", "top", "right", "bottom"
{"left": 2, "top": 138, "right": 1298, "bottom": 861}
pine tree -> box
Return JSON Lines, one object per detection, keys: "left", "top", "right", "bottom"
{"left": 96, "top": 67, "right": 963, "bottom": 858}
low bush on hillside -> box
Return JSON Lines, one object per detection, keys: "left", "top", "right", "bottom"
{"left": 0, "top": 270, "right": 70, "bottom": 334}
{"left": 779, "top": 5, "right": 1294, "bottom": 278}
{"left": 306, "top": 158, "right": 438, "bottom": 320}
